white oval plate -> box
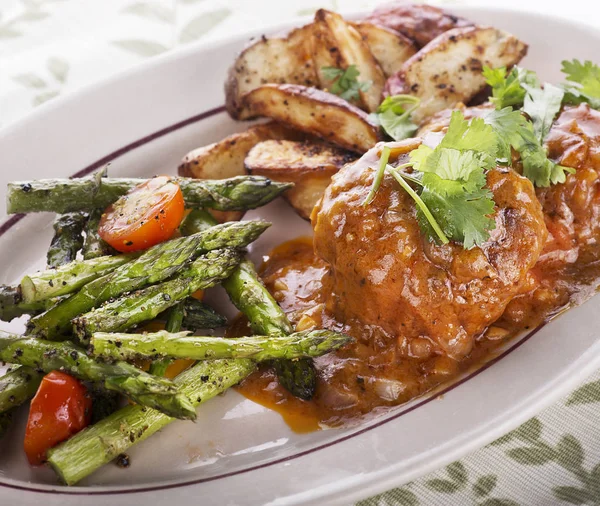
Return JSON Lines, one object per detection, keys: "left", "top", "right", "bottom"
{"left": 1, "top": 6, "right": 600, "bottom": 506}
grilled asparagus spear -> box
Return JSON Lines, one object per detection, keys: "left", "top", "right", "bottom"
{"left": 7, "top": 176, "right": 292, "bottom": 214}
{"left": 149, "top": 302, "right": 185, "bottom": 377}
{"left": 184, "top": 211, "right": 319, "bottom": 401}
{"left": 180, "top": 298, "right": 226, "bottom": 330}
{"left": 223, "top": 260, "right": 318, "bottom": 401}
{"left": 91, "top": 329, "right": 351, "bottom": 362}
{"left": 47, "top": 358, "right": 256, "bottom": 485}
{"left": 74, "top": 248, "right": 242, "bottom": 343}
{"left": 29, "top": 221, "right": 269, "bottom": 339}
{"left": 0, "top": 366, "right": 43, "bottom": 413}
{"left": 20, "top": 253, "right": 137, "bottom": 304}
{"left": 47, "top": 213, "right": 87, "bottom": 268}
{"left": 0, "top": 331, "right": 195, "bottom": 420}
{"left": 82, "top": 209, "right": 115, "bottom": 259}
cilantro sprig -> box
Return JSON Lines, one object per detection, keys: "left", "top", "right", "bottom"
{"left": 371, "top": 95, "right": 420, "bottom": 141}
{"left": 365, "top": 111, "right": 498, "bottom": 249}
{"left": 483, "top": 65, "right": 571, "bottom": 186}
{"left": 321, "top": 65, "right": 372, "bottom": 102}
{"left": 561, "top": 59, "right": 600, "bottom": 109}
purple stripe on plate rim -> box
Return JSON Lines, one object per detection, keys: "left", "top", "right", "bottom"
{"left": 0, "top": 105, "right": 546, "bottom": 495}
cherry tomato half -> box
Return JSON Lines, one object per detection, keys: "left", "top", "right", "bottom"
{"left": 24, "top": 371, "right": 92, "bottom": 466}
{"left": 99, "top": 176, "right": 185, "bottom": 253}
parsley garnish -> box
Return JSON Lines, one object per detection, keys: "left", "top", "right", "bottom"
{"left": 561, "top": 59, "right": 600, "bottom": 109}
{"left": 372, "top": 95, "right": 420, "bottom": 141}
{"left": 321, "top": 65, "right": 372, "bottom": 102}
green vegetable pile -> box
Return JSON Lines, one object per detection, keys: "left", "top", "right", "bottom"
{"left": 0, "top": 175, "right": 352, "bottom": 485}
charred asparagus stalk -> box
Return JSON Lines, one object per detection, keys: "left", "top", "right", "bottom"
{"left": 0, "top": 285, "right": 47, "bottom": 321}
{"left": 82, "top": 209, "right": 115, "bottom": 259}
{"left": 149, "top": 302, "right": 185, "bottom": 377}
{"left": 183, "top": 211, "right": 318, "bottom": 400}
{"left": 47, "top": 213, "right": 87, "bottom": 268}
{"left": 180, "top": 298, "right": 226, "bottom": 330}
{"left": 223, "top": 260, "right": 318, "bottom": 401}
{"left": 0, "top": 366, "right": 43, "bottom": 413}
{"left": 7, "top": 176, "right": 292, "bottom": 214}
{"left": 0, "top": 331, "right": 196, "bottom": 420}
{"left": 73, "top": 248, "right": 242, "bottom": 343}
{"left": 29, "top": 221, "right": 269, "bottom": 339}
{"left": 91, "top": 329, "right": 351, "bottom": 362}
{"left": 47, "top": 358, "right": 256, "bottom": 485}
{"left": 21, "top": 253, "right": 137, "bottom": 304}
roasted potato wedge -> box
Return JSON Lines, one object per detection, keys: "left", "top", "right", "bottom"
{"left": 225, "top": 24, "right": 317, "bottom": 120}
{"left": 364, "top": 3, "right": 473, "bottom": 48}
{"left": 240, "top": 84, "right": 381, "bottom": 153}
{"left": 353, "top": 22, "right": 417, "bottom": 77}
{"left": 245, "top": 140, "right": 356, "bottom": 219}
{"left": 312, "top": 9, "right": 385, "bottom": 112}
{"left": 178, "top": 122, "right": 305, "bottom": 222}
{"left": 178, "top": 122, "right": 305, "bottom": 180}
{"left": 393, "top": 26, "right": 527, "bottom": 123}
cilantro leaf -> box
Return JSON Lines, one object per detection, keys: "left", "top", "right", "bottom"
{"left": 405, "top": 111, "right": 497, "bottom": 248}
{"left": 522, "top": 82, "right": 564, "bottom": 142}
{"left": 419, "top": 186, "right": 496, "bottom": 250}
{"left": 374, "top": 95, "right": 420, "bottom": 141}
{"left": 561, "top": 59, "right": 600, "bottom": 109}
{"left": 321, "top": 65, "right": 372, "bottom": 102}
{"left": 483, "top": 65, "right": 540, "bottom": 109}
{"left": 484, "top": 107, "right": 571, "bottom": 187}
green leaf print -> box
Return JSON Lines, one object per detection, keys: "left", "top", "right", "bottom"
{"left": 588, "top": 463, "right": 600, "bottom": 499}
{"left": 513, "top": 417, "right": 542, "bottom": 443}
{"left": 33, "top": 90, "right": 59, "bottom": 106}
{"left": 553, "top": 486, "right": 592, "bottom": 505}
{"left": 507, "top": 443, "right": 556, "bottom": 465}
{"left": 479, "top": 499, "right": 520, "bottom": 506}
{"left": 556, "top": 435, "right": 585, "bottom": 473}
{"left": 112, "top": 39, "right": 169, "bottom": 57}
{"left": 424, "top": 479, "right": 460, "bottom": 493}
{"left": 446, "top": 461, "right": 467, "bottom": 485}
{"left": 123, "top": 2, "right": 175, "bottom": 24}
{"left": 473, "top": 475, "right": 498, "bottom": 497}
{"left": 178, "top": 8, "right": 232, "bottom": 44}
{"left": 357, "top": 487, "right": 419, "bottom": 506}
{"left": 567, "top": 379, "right": 600, "bottom": 406}
{"left": 13, "top": 73, "right": 47, "bottom": 89}
{"left": 47, "top": 57, "right": 69, "bottom": 84}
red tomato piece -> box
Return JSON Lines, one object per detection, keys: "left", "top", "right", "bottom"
{"left": 24, "top": 371, "right": 92, "bottom": 466}
{"left": 99, "top": 176, "right": 185, "bottom": 253}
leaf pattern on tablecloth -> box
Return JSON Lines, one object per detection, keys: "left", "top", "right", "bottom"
{"left": 11, "top": 56, "right": 69, "bottom": 106}
{"left": 567, "top": 379, "right": 600, "bottom": 405}
{"left": 178, "top": 8, "right": 231, "bottom": 44}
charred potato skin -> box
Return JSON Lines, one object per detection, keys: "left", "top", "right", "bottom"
{"left": 311, "top": 9, "right": 386, "bottom": 113}
{"left": 225, "top": 24, "right": 317, "bottom": 120}
{"left": 353, "top": 21, "right": 417, "bottom": 77}
{"left": 245, "top": 140, "right": 356, "bottom": 220}
{"left": 391, "top": 26, "right": 528, "bottom": 122}
{"left": 364, "top": 2, "right": 473, "bottom": 48}
{"left": 178, "top": 122, "right": 304, "bottom": 180}
{"left": 240, "top": 84, "right": 382, "bottom": 153}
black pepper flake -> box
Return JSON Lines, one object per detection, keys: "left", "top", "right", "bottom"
{"left": 200, "top": 375, "right": 209, "bottom": 382}
{"left": 116, "top": 453, "right": 131, "bottom": 468}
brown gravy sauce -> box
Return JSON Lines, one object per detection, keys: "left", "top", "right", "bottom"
{"left": 235, "top": 104, "right": 600, "bottom": 432}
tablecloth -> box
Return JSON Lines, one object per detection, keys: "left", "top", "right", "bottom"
{"left": 1, "top": 0, "right": 600, "bottom": 504}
